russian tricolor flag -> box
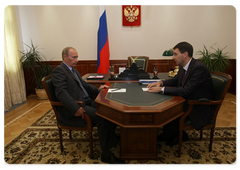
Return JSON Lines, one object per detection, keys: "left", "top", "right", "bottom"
{"left": 97, "top": 6, "right": 110, "bottom": 74}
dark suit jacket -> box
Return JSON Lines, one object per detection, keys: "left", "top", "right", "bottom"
{"left": 52, "top": 62, "right": 99, "bottom": 126}
{"left": 163, "top": 58, "right": 214, "bottom": 129}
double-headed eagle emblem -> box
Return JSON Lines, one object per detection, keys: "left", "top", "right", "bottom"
{"left": 124, "top": 6, "right": 139, "bottom": 22}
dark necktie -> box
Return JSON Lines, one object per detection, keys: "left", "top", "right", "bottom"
{"left": 182, "top": 69, "right": 186, "bottom": 87}
{"left": 72, "top": 68, "right": 89, "bottom": 98}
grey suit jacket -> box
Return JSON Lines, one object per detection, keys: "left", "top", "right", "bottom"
{"left": 52, "top": 62, "right": 99, "bottom": 126}
{"left": 163, "top": 58, "right": 214, "bottom": 129}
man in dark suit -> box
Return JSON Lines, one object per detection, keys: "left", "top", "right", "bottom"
{"left": 52, "top": 47, "right": 124, "bottom": 164}
{"left": 148, "top": 42, "right": 214, "bottom": 145}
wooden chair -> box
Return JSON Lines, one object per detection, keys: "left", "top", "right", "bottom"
{"left": 42, "top": 75, "right": 94, "bottom": 158}
{"left": 128, "top": 56, "right": 149, "bottom": 72}
{"left": 178, "top": 72, "right": 232, "bottom": 157}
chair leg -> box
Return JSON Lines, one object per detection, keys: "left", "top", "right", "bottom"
{"left": 178, "top": 130, "right": 183, "bottom": 157}
{"left": 58, "top": 128, "right": 64, "bottom": 152}
{"left": 200, "top": 129, "right": 203, "bottom": 140}
{"left": 88, "top": 131, "right": 94, "bottom": 158}
{"left": 209, "top": 127, "right": 215, "bottom": 152}
{"left": 69, "top": 130, "right": 72, "bottom": 139}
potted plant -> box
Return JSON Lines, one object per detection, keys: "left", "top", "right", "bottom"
{"left": 20, "top": 40, "right": 52, "bottom": 99}
{"left": 197, "top": 44, "right": 231, "bottom": 73}
{"left": 211, "top": 46, "right": 231, "bottom": 72}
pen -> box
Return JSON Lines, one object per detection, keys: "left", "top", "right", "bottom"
{"left": 110, "top": 88, "right": 122, "bottom": 91}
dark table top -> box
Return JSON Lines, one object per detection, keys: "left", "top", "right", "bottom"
{"left": 106, "top": 82, "right": 173, "bottom": 107}
{"left": 96, "top": 81, "right": 185, "bottom": 114}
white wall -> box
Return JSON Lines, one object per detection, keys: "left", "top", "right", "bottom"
{"left": 16, "top": 5, "right": 236, "bottom": 61}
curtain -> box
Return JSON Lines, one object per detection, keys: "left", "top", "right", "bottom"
{"left": 4, "top": 6, "right": 26, "bottom": 112}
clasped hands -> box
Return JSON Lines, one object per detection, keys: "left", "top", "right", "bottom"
{"left": 147, "top": 81, "right": 163, "bottom": 93}
{"left": 74, "top": 85, "right": 109, "bottom": 118}
{"left": 74, "top": 107, "right": 85, "bottom": 119}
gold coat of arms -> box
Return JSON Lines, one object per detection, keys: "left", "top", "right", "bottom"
{"left": 122, "top": 5, "right": 141, "bottom": 27}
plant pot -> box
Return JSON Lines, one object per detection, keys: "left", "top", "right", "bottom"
{"left": 35, "top": 88, "right": 48, "bottom": 100}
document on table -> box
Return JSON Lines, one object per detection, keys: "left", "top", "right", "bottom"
{"left": 139, "top": 79, "right": 161, "bottom": 85}
{"left": 108, "top": 88, "right": 126, "bottom": 93}
{"left": 142, "top": 88, "right": 149, "bottom": 92}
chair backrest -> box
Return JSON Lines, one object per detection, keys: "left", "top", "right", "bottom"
{"left": 211, "top": 72, "right": 232, "bottom": 101}
{"left": 42, "top": 75, "right": 58, "bottom": 102}
{"left": 128, "top": 56, "right": 149, "bottom": 72}
{"left": 211, "top": 72, "right": 232, "bottom": 120}
{"left": 42, "top": 75, "right": 61, "bottom": 121}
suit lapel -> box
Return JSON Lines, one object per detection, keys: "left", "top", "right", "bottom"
{"left": 60, "top": 62, "right": 79, "bottom": 82}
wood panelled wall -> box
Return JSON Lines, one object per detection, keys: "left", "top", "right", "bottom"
{"left": 23, "top": 59, "right": 236, "bottom": 96}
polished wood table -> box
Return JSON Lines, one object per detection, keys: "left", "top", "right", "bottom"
{"left": 95, "top": 82, "right": 185, "bottom": 160}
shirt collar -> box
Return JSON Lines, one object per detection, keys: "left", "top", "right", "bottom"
{"left": 183, "top": 58, "right": 192, "bottom": 72}
{"left": 63, "top": 62, "right": 73, "bottom": 72}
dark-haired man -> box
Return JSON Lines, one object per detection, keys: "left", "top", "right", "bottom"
{"left": 148, "top": 42, "right": 214, "bottom": 146}
{"left": 52, "top": 47, "right": 124, "bottom": 163}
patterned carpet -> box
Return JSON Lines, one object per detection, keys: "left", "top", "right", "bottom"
{"left": 4, "top": 109, "right": 236, "bottom": 164}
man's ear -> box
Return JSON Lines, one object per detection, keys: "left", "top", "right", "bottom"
{"left": 183, "top": 51, "right": 189, "bottom": 58}
{"left": 63, "top": 55, "right": 67, "bottom": 60}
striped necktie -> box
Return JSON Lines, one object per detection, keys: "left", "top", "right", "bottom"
{"left": 72, "top": 68, "right": 89, "bottom": 98}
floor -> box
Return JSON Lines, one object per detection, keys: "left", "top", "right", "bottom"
{"left": 4, "top": 93, "right": 236, "bottom": 145}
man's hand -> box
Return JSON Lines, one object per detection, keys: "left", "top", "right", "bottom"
{"left": 147, "top": 81, "right": 162, "bottom": 89}
{"left": 98, "top": 85, "right": 109, "bottom": 91}
{"left": 74, "top": 107, "right": 85, "bottom": 119}
{"left": 147, "top": 86, "right": 163, "bottom": 93}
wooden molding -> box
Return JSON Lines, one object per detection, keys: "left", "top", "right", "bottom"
{"left": 24, "top": 59, "right": 236, "bottom": 96}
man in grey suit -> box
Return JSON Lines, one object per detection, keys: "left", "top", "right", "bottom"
{"left": 148, "top": 42, "right": 214, "bottom": 146}
{"left": 52, "top": 47, "right": 124, "bottom": 164}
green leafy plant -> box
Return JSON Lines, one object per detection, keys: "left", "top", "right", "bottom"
{"left": 20, "top": 40, "right": 52, "bottom": 89}
{"left": 197, "top": 45, "right": 214, "bottom": 72}
{"left": 211, "top": 46, "right": 231, "bottom": 73}
{"left": 197, "top": 44, "right": 230, "bottom": 73}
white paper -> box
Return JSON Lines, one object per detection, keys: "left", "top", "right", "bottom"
{"left": 119, "top": 67, "right": 126, "bottom": 74}
{"left": 108, "top": 88, "right": 126, "bottom": 93}
{"left": 95, "top": 75, "right": 104, "bottom": 78}
{"left": 88, "top": 76, "right": 95, "bottom": 78}
{"left": 142, "top": 88, "right": 149, "bottom": 92}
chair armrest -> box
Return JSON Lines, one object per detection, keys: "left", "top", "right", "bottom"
{"left": 197, "top": 98, "right": 210, "bottom": 102}
{"left": 51, "top": 101, "right": 64, "bottom": 106}
{"left": 188, "top": 99, "right": 222, "bottom": 105}
{"left": 51, "top": 100, "right": 90, "bottom": 128}
{"left": 51, "top": 101, "right": 83, "bottom": 106}
{"left": 180, "top": 99, "right": 222, "bottom": 129}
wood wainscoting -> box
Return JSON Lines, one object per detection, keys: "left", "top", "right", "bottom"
{"left": 23, "top": 59, "right": 236, "bottom": 96}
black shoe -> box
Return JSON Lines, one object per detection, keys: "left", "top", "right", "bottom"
{"left": 182, "top": 131, "right": 189, "bottom": 142}
{"left": 166, "top": 131, "right": 189, "bottom": 147}
{"left": 101, "top": 153, "right": 125, "bottom": 164}
{"left": 166, "top": 138, "right": 178, "bottom": 147}
{"left": 111, "top": 135, "right": 120, "bottom": 148}
{"left": 157, "top": 133, "right": 166, "bottom": 142}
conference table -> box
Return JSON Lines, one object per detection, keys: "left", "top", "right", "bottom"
{"left": 82, "top": 73, "right": 185, "bottom": 160}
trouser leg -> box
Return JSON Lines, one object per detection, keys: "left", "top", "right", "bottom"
{"left": 163, "top": 117, "right": 180, "bottom": 142}
{"left": 83, "top": 100, "right": 117, "bottom": 156}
